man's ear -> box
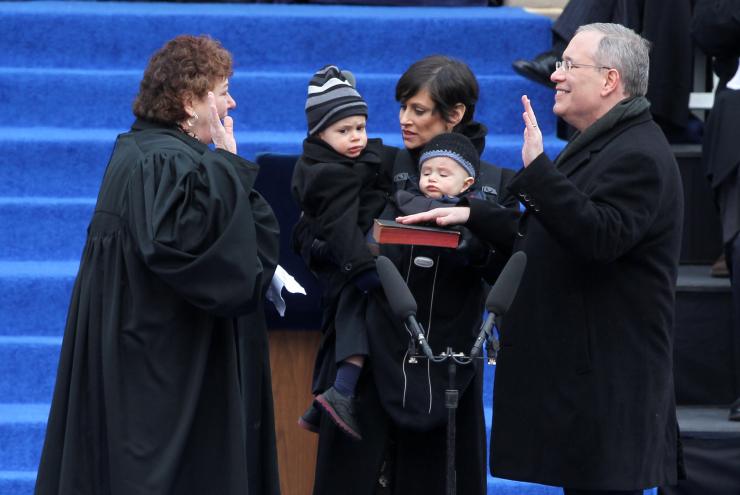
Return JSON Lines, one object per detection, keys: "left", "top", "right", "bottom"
{"left": 446, "top": 103, "right": 466, "bottom": 131}
{"left": 460, "top": 176, "right": 475, "bottom": 193}
{"left": 601, "top": 68, "right": 621, "bottom": 97}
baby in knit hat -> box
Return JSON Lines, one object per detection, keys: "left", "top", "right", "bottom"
{"left": 291, "top": 65, "right": 390, "bottom": 441}
{"left": 392, "top": 132, "right": 482, "bottom": 216}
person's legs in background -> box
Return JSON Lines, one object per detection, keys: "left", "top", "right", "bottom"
{"left": 726, "top": 231, "right": 740, "bottom": 421}
{"left": 512, "top": 0, "right": 620, "bottom": 89}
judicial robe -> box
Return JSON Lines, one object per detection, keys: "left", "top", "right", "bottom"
{"left": 35, "top": 119, "right": 281, "bottom": 495}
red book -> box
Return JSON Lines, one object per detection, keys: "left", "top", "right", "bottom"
{"left": 372, "top": 219, "right": 460, "bottom": 248}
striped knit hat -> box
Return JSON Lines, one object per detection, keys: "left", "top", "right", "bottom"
{"left": 306, "top": 65, "right": 368, "bottom": 136}
{"left": 419, "top": 132, "right": 480, "bottom": 179}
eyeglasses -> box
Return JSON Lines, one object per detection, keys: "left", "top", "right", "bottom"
{"left": 555, "top": 60, "right": 612, "bottom": 72}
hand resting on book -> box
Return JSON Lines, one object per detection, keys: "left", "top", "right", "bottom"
{"left": 395, "top": 206, "right": 471, "bottom": 227}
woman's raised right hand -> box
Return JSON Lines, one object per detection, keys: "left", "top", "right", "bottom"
{"left": 208, "top": 92, "right": 237, "bottom": 154}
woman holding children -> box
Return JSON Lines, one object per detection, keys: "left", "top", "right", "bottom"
{"left": 294, "top": 55, "right": 517, "bottom": 495}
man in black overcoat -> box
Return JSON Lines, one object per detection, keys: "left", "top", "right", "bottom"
{"left": 691, "top": 0, "right": 740, "bottom": 421}
{"left": 398, "top": 23, "right": 685, "bottom": 494}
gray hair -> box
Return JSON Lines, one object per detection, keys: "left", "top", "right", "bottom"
{"left": 576, "top": 23, "right": 651, "bottom": 97}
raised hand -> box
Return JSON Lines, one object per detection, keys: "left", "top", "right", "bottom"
{"left": 208, "top": 92, "right": 237, "bottom": 154}
{"left": 521, "top": 95, "right": 543, "bottom": 167}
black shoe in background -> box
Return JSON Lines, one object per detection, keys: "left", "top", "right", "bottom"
{"left": 730, "top": 398, "right": 740, "bottom": 421}
{"left": 512, "top": 50, "right": 558, "bottom": 89}
{"left": 315, "top": 386, "right": 362, "bottom": 440}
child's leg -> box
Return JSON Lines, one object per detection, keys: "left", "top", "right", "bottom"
{"left": 299, "top": 356, "right": 364, "bottom": 434}
{"left": 334, "top": 355, "right": 364, "bottom": 397}
{"left": 314, "top": 287, "right": 369, "bottom": 440}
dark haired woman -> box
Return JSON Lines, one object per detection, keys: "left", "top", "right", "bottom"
{"left": 35, "top": 35, "right": 281, "bottom": 495}
{"left": 305, "top": 55, "right": 518, "bottom": 495}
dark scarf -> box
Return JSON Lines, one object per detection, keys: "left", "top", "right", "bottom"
{"left": 554, "top": 96, "right": 651, "bottom": 166}
{"left": 302, "top": 134, "right": 382, "bottom": 167}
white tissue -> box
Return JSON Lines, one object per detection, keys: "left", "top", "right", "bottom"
{"left": 266, "top": 265, "right": 307, "bottom": 317}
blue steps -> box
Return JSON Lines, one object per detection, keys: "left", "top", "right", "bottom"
{"left": 0, "top": 404, "right": 48, "bottom": 471}
{"left": 1, "top": 69, "right": 557, "bottom": 136}
{"left": 0, "top": 3, "right": 551, "bottom": 73}
{"left": 0, "top": 262, "right": 76, "bottom": 337}
{"left": 0, "top": 471, "right": 37, "bottom": 495}
{"left": 0, "top": 198, "right": 92, "bottom": 260}
{"left": 0, "top": 129, "right": 565, "bottom": 198}
{"left": 0, "top": 3, "right": 570, "bottom": 494}
{"left": 0, "top": 337, "right": 60, "bottom": 403}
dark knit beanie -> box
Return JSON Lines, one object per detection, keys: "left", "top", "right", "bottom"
{"left": 306, "top": 65, "right": 368, "bottom": 136}
{"left": 419, "top": 133, "right": 480, "bottom": 179}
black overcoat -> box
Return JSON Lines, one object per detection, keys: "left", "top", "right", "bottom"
{"left": 291, "top": 137, "right": 390, "bottom": 302}
{"left": 468, "top": 109, "right": 684, "bottom": 490}
{"left": 35, "top": 119, "right": 281, "bottom": 495}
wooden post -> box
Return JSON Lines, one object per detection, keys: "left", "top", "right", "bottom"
{"left": 269, "top": 329, "right": 322, "bottom": 495}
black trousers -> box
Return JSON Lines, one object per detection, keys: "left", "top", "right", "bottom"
{"left": 334, "top": 284, "right": 370, "bottom": 362}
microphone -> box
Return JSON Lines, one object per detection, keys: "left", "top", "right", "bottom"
{"left": 376, "top": 255, "right": 435, "bottom": 360}
{"left": 470, "top": 251, "right": 527, "bottom": 359}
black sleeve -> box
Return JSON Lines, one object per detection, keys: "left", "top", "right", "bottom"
{"left": 393, "top": 189, "right": 457, "bottom": 216}
{"left": 498, "top": 167, "right": 519, "bottom": 209}
{"left": 507, "top": 150, "right": 665, "bottom": 263}
{"left": 465, "top": 198, "right": 520, "bottom": 253}
{"left": 126, "top": 148, "right": 279, "bottom": 318}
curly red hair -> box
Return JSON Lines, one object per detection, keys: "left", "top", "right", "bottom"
{"left": 133, "top": 35, "right": 233, "bottom": 125}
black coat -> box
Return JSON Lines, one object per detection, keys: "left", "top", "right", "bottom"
{"left": 291, "top": 136, "right": 390, "bottom": 302}
{"left": 311, "top": 142, "right": 518, "bottom": 495}
{"left": 35, "top": 119, "right": 281, "bottom": 495}
{"left": 468, "top": 109, "right": 684, "bottom": 490}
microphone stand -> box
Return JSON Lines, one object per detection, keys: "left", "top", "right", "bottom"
{"left": 408, "top": 338, "right": 496, "bottom": 495}
{"left": 444, "top": 347, "right": 458, "bottom": 495}
{"left": 376, "top": 252, "right": 523, "bottom": 495}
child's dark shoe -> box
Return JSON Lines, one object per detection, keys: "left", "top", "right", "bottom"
{"left": 298, "top": 402, "right": 321, "bottom": 433}
{"left": 315, "top": 386, "right": 362, "bottom": 441}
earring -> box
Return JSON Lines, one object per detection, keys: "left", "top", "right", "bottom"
{"left": 187, "top": 111, "right": 199, "bottom": 128}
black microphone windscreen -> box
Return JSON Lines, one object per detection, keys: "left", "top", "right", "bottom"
{"left": 376, "top": 255, "right": 417, "bottom": 320}
{"left": 486, "top": 251, "right": 527, "bottom": 315}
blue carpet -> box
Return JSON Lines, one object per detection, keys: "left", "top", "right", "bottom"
{"left": 0, "top": 3, "right": 572, "bottom": 494}
{"left": 0, "top": 262, "right": 77, "bottom": 337}
{"left": 2, "top": 69, "right": 557, "bottom": 135}
{"left": 1, "top": 3, "right": 552, "bottom": 73}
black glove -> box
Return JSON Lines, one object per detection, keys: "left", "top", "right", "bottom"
{"left": 291, "top": 217, "right": 336, "bottom": 271}
{"left": 352, "top": 268, "right": 381, "bottom": 293}
{"left": 309, "top": 238, "right": 337, "bottom": 266}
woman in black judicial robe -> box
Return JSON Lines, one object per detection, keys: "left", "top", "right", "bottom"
{"left": 34, "top": 35, "right": 281, "bottom": 495}
{"left": 306, "top": 56, "right": 517, "bottom": 495}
